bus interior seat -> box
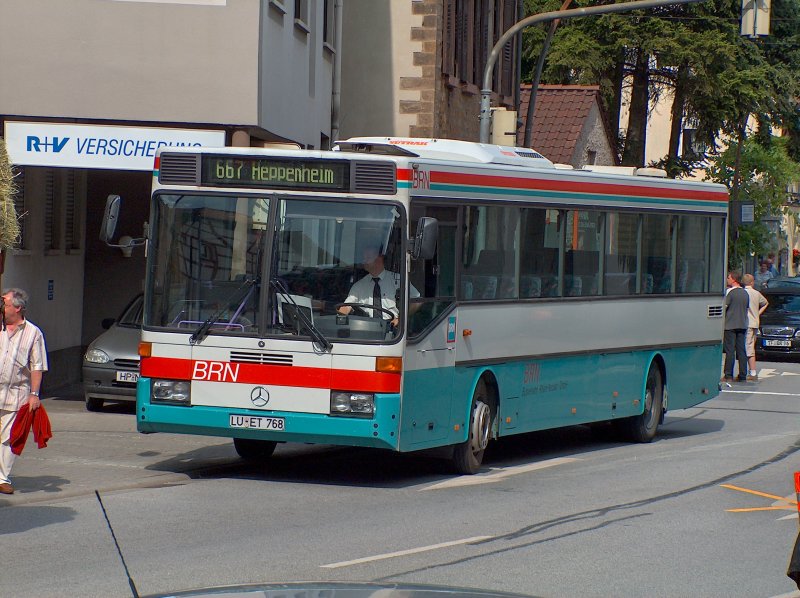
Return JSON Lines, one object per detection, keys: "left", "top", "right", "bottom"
{"left": 565, "top": 275, "right": 582, "bottom": 296}
{"left": 520, "top": 276, "right": 542, "bottom": 298}
{"left": 604, "top": 272, "right": 635, "bottom": 295}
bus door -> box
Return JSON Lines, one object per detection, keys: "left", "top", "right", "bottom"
{"left": 401, "top": 205, "right": 458, "bottom": 449}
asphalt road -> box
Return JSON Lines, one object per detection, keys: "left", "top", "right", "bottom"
{"left": 1, "top": 362, "right": 799, "bottom": 598}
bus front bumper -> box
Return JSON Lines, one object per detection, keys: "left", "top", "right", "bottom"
{"left": 136, "top": 377, "right": 400, "bottom": 451}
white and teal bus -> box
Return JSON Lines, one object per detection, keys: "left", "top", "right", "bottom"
{"left": 114, "top": 138, "right": 728, "bottom": 474}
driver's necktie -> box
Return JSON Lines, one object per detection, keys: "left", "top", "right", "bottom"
{"left": 372, "top": 277, "right": 382, "bottom": 316}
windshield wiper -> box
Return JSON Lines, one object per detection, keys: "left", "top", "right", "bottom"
{"left": 270, "top": 278, "right": 332, "bottom": 352}
{"left": 189, "top": 276, "right": 259, "bottom": 345}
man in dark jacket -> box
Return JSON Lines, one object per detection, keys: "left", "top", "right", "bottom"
{"left": 723, "top": 271, "right": 749, "bottom": 382}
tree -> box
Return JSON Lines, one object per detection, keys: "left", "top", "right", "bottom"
{"left": 0, "top": 139, "right": 20, "bottom": 253}
{"left": 521, "top": 0, "right": 800, "bottom": 172}
{"left": 705, "top": 136, "right": 800, "bottom": 267}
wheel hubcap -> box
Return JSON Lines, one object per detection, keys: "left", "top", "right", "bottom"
{"left": 470, "top": 400, "right": 491, "bottom": 453}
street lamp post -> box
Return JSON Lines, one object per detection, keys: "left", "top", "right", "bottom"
{"left": 479, "top": 0, "right": 707, "bottom": 144}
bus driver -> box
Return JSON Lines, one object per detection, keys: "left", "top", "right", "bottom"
{"left": 338, "top": 245, "right": 419, "bottom": 328}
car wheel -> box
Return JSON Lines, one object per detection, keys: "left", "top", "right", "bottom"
{"left": 85, "top": 395, "right": 103, "bottom": 412}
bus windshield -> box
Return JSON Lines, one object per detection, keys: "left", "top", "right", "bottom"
{"left": 146, "top": 193, "right": 406, "bottom": 342}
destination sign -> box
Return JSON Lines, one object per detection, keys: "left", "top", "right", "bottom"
{"left": 201, "top": 156, "right": 350, "bottom": 191}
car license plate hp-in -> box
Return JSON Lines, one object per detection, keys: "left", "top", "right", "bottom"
{"left": 116, "top": 371, "right": 140, "bottom": 383}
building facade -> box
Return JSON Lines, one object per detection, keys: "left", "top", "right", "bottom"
{"left": 339, "top": 0, "right": 520, "bottom": 141}
{"left": 0, "top": 0, "right": 337, "bottom": 385}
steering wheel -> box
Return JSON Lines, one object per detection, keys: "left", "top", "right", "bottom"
{"left": 335, "top": 302, "right": 395, "bottom": 320}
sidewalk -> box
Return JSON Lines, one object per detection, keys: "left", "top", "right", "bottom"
{"left": 1, "top": 388, "right": 236, "bottom": 507}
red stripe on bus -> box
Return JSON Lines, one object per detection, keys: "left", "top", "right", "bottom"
{"left": 140, "top": 356, "right": 400, "bottom": 393}
{"left": 431, "top": 171, "right": 727, "bottom": 202}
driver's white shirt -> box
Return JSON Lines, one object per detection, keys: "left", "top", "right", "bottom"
{"left": 344, "top": 270, "right": 419, "bottom": 319}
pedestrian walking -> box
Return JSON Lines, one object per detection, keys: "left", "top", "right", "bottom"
{"left": 741, "top": 273, "right": 768, "bottom": 381}
{"left": 723, "top": 271, "right": 748, "bottom": 382}
{"left": 0, "top": 288, "right": 48, "bottom": 494}
{"left": 754, "top": 260, "right": 774, "bottom": 290}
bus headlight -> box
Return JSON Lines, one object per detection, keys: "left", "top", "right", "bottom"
{"left": 330, "top": 391, "right": 374, "bottom": 416}
{"left": 152, "top": 379, "right": 191, "bottom": 404}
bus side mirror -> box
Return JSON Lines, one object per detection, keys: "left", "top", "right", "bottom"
{"left": 100, "top": 195, "right": 121, "bottom": 243}
{"left": 411, "top": 217, "right": 438, "bottom": 260}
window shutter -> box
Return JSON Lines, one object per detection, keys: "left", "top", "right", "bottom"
{"left": 500, "top": 0, "right": 517, "bottom": 97}
{"left": 44, "top": 169, "right": 56, "bottom": 251}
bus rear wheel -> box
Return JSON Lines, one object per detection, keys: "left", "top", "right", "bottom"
{"left": 452, "top": 380, "right": 493, "bottom": 474}
{"left": 617, "top": 363, "right": 663, "bottom": 443}
{"left": 233, "top": 438, "right": 277, "bottom": 462}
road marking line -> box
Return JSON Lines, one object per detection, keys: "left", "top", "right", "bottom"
{"left": 320, "top": 535, "right": 494, "bottom": 569}
{"left": 720, "top": 390, "right": 800, "bottom": 397}
{"left": 420, "top": 457, "right": 579, "bottom": 491}
{"left": 720, "top": 484, "right": 796, "bottom": 503}
{"left": 778, "top": 513, "right": 800, "bottom": 521}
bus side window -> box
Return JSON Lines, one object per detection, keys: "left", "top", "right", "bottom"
{"left": 408, "top": 204, "right": 457, "bottom": 337}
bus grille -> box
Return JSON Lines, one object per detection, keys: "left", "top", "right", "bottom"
{"left": 159, "top": 153, "right": 200, "bottom": 185}
{"left": 707, "top": 305, "right": 723, "bottom": 318}
{"left": 229, "top": 351, "right": 294, "bottom": 366}
{"left": 353, "top": 161, "right": 396, "bottom": 195}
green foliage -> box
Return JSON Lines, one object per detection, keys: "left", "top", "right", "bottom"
{"left": 0, "top": 140, "right": 20, "bottom": 252}
{"left": 705, "top": 137, "right": 800, "bottom": 266}
{"left": 521, "top": 0, "right": 800, "bottom": 160}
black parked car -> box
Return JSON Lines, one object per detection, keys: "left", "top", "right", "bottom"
{"left": 757, "top": 287, "right": 800, "bottom": 359}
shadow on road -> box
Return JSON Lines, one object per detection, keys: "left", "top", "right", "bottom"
{"left": 0, "top": 503, "right": 77, "bottom": 534}
{"left": 141, "top": 416, "right": 724, "bottom": 489}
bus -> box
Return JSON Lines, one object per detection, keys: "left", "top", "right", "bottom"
{"left": 106, "top": 137, "right": 729, "bottom": 474}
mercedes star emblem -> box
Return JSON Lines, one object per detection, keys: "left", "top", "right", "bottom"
{"left": 250, "top": 386, "right": 270, "bottom": 407}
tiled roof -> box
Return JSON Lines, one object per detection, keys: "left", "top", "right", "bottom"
{"left": 517, "top": 84, "right": 604, "bottom": 164}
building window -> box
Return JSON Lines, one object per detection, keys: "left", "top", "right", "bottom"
{"left": 44, "top": 169, "right": 60, "bottom": 252}
{"left": 64, "top": 170, "right": 83, "bottom": 252}
{"left": 294, "top": 0, "right": 309, "bottom": 32}
{"left": 269, "top": 0, "right": 287, "bottom": 14}
{"left": 42, "top": 168, "right": 83, "bottom": 255}
{"left": 442, "top": 0, "right": 517, "bottom": 97}
{"left": 323, "top": 0, "right": 335, "bottom": 47}
{"left": 682, "top": 128, "right": 707, "bottom": 159}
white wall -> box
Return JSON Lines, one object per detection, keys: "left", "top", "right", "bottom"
{"left": 339, "top": 0, "right": 422, "bottom": 139}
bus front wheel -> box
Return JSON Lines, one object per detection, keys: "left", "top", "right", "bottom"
{"left": 618, "top": 364, "right": 663, "bottom": 443}
{"left": 452, "top": 380, "right": 493, "bottom": 474}
{"left": 233, "top": 438, "right": 278, "bottom": 462}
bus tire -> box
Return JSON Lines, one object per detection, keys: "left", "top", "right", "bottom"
{"left": 233, "top": 438, "right": 277, "bottom": 462}
{"left": 618, "top": 363, "right": 663, "bottom": 443}
{"left": 452, "top": 380, "right": 493, "bottom": 474}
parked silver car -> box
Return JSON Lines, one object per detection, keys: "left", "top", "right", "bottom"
{"left": 82, "top": 294, "right": 143, "bottom": 411}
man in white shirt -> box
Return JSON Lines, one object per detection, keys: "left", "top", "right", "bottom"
{"left": 339, "top": 246, "right": 419, "bottom": 328}
{"left": 741, "top": 273, "right": 768, "bottom": 381}
{"left": 0, "top": 288, "right": 48, "bottom": 495}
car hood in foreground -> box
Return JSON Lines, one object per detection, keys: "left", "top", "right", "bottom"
{"left": 149, "top": 581, "right": 538, "bottom": 598}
